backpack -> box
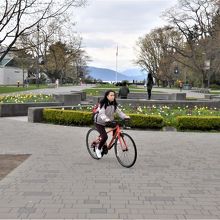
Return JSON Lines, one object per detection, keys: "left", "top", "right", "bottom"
{"left": 92, "top": 103, "right": 100, "bottom": 114}
{"left": 92, "top": 103, "right": 100, "bottom": 120}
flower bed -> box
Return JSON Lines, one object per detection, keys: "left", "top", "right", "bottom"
{"left": 0, "top": 94, "right": 54, "bottom": 103}
{"left": 41, "top": 104, "right": 220, "bottom": 131}
{"left": 80, "top": 104, "right": 220, "bottom": 127}
{"left": 121, "top": 104, "right": 220, "bottom": 127}
{"left": 0, "top": 93, "right": 62, "bottom": 117}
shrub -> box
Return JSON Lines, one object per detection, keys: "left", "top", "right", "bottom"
{"left": 42, "top": 108, "right": 220, "bottom": 131}
{"left": 176, "top": 116, "right": 220, "bottom": 131}
{"left": 43, "top": 109, "right": 92, "bottom": 126}
{"left": 43, "top": 109, "right": 164, "bottom": 129}
{"left": 128, "top": 114, "right": 163, "bottom": 129}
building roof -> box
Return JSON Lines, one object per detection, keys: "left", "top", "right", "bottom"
{"left": 0, "top": 47, "right": 15, "bottom": 67}
{"left": 0, "top": 58, "right": 13, "bottom": 67}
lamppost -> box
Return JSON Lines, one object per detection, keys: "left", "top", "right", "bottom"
{"left": 174, "top": 66, "right": 179, "bottom": 75}
{"left": 36, "top": 23, "right": 40, "bottom": 87}
{"left": 115, "top": 45, "right": 118, "bottom": 83}
{"left": 202, "top": 52, "right": 210, "bottom": 88}
{"left": 204, "top": 59, "right": 210, "bottom": 88}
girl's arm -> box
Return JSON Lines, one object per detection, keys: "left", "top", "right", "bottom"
{"left": 116, "top": 107, "right": 129, "bottom": 119}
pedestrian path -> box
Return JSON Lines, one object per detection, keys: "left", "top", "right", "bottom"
{"left": 152, "top": 87, "right": 206, "bottom": 99}
{"left": 0, "top": 117, "right": 220, "bottom": 219}
{"left": 3, "top": 116, "right": 28, "bottom": 122}
{"left": 1, "top": 84, "right": 215, "bottom": 100}
{"left": 0, "top": 84, "right": 95, "bottom": 96}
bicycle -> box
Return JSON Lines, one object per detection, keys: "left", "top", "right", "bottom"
{"left": 86, "top": 119, "right": 137, "bottom": 168}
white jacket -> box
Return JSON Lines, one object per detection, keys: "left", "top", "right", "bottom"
{"left": 94, "top": 104, "right": 127, "bottom": 126}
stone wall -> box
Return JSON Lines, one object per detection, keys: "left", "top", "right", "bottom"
{"left": 0, "top": 102, "right": 63, "bottom": 117}
{"left": 99, "top": 92, "right": 186, "bottom": 100}
{"left": 92, "top": 96, "right": 220, "bottom": 109}
{"left": 0, "top": 91, "right": 86, "bottom": 117}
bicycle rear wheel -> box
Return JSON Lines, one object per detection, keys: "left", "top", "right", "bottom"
{"left": 114, "top": 132, "right": 137, "bottom": 168}
{"left": 86, "top": 128, "right": 100, "bottom": 159}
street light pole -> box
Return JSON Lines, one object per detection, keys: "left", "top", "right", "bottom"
{"left": 36, "top": 23, "right": 40, "bottom": 87}
{"left": 115, "top": 45, "right": 118, "bottom": 83}
{"left": 202, "top": 52, "right": 210, "bottom": 89}
{"left": 204, "top": 59, "right": 210, "bottom": 88}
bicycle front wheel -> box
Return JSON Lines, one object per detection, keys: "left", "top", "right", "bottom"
{"left": 86, "top": 128, "right": 100, "bottom": 160}
{"left": 114, "top": 132, "right": 137, "bottom": 168}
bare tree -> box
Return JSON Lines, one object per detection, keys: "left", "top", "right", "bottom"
{"left": 163, "top": 0, "right": 220, "bottom": 87}
{"left": 15, "top": 16, "right": 90, "bottom": 83}
{"left": 0, "top": 0, "right": 87, "bottom": 62}
{"left": 135, "top": 26, "right": 183, "bottom": 86}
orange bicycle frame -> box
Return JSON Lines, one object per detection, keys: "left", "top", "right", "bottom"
{"left": 106, "top": 124, "right": 127, "bottom": 150}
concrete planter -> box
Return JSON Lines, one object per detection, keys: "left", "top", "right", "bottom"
{"left": 100, "top": 92, "right": 186, "bottom": 100}
{"left": 92, "top": 96, "right": 220, "bottom": 109}
{"left": 52, "top": 91, "right": 86, "bottom": 105}
{"left": 28, "top": 105, "right": 91, "bottom": 123}
{"left": 162, "top": 126, "right": 177, "bottom": 132}
{"left": 0, "top": 102, "right": 63, "bottom": 117}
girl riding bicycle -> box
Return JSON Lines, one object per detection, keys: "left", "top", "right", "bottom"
{"left": 93, "top": 89, "right": 130, "bottom": 158}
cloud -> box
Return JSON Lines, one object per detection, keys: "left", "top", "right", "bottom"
{"left": 82, "top": 36, "right": 115, "bottom": 48}
{"left": 76, "top": 0, "right": 176, "bottom": 33}
{"left": 73, "top": 0, "right": 178, "bottom": 71}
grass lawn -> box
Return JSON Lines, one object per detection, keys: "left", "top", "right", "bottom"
{"left": 84, "top": 88, "right": 146, "bottom": 96}
{"left": 210, "top": 91, "right": 220, "bottom": 94}
{"left": 83, "top": 84, "right": 164, "bottom": 96}
{"left": 0, "top": 85, "right": 48, "bottom": 94}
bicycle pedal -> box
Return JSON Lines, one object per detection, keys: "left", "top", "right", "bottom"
{"left": 102, "top": 146, "right": 108, "bottom": 155}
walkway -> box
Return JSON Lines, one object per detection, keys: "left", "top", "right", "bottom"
{"left": 1, "top": 85, "right": 220, "bottom": 219}
{"left": 0, "top": 117, "right": 220, "bottom": 219}
{"left": 152, "top": 87, "right": 207, "bottom": 99}
{"left": 1, "top": 84, "right": 215, "bottom": 99}
{"left": 0, "top": 84, "right": 95, "bottom": 96}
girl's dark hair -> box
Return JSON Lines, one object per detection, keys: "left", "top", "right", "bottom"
{"left": 100, "top": 89, "right": 118, "bottom": 110}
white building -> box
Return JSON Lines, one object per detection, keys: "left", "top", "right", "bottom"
{"left": 0, "top": 53, "right": 27, "bottom": 85}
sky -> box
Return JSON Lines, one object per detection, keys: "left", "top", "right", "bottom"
{"left": 73, "top": 0, "right": 178, "bottom": 72}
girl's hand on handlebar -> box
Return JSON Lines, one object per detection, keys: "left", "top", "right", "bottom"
{"left": 124, "top": 116, "right": 130, "bottom": 121}
{"left": 106, "top": 120, "right": 118, "bottom": 128}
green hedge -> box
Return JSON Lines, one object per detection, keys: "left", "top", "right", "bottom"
{"left": 177, "top": 116, "right": 220, "bottom": 131}
{"left": 43, "top": 108, "right": 220, "bottom": 131}
{"left": 43, "top": 109, "right": 164, "bottom": 129}
{"left": 43, "top": 109, "right": 93, "bottom": 126}
{"left": 128, "top": 113, "right": 163, "bottom": 129}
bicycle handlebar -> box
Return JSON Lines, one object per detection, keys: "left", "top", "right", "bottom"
{"left": 106, "top": 118, "right": 131, "bottom": 129}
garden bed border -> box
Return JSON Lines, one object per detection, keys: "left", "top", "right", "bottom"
{"left": 0, "top": 102, "right": 63, "bottom": 117}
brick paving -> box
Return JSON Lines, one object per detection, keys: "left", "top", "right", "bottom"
{"left": 0, "top": 84, "right": 220, "bottom": 219}
{"left": 0, "top": 117, "right": 220, "bottom": 219}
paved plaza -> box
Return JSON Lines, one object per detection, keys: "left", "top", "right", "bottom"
{"left": 0, "top": 86, "right": 220, "bottom": 219}
{"left": 0, "top": 117, "right": 220, "bottom": 219}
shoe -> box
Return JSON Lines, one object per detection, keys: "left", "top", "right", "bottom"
{"left": 95, "top": 147, "right": 102, "bottom": 159}
{"left": 102, "top": 144, "right": 108, "bottom": 155}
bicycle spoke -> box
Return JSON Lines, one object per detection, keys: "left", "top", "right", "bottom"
{"left": 114, "top": 133, "right": 137, "bottom": 168}
{"left": 86, "top": 128, "right": 100, "bottom": 160}
{"left": 117, "top": 150, "right": 131, "bottom": 165}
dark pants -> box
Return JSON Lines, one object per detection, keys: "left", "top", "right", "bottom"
{"left": 95, "top": 123, "right": 108, "bottom": 150}
{"left": 147, "top": 89, "right": 152, "bottom": 100}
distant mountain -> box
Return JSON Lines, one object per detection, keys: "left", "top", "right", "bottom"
{"left": 121, "top": 68, "right": 147, "bottom": 77}
{"left": 87, "top": 66, "right": 147, "bottom": 82}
